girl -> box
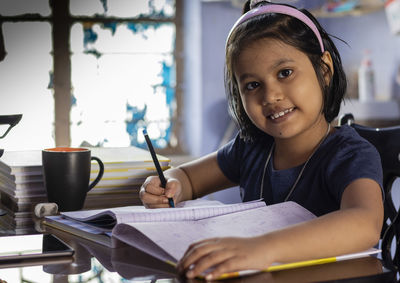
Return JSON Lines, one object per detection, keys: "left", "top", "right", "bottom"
{"left": 140, "top": 0, "right": 383, "bottom": 280}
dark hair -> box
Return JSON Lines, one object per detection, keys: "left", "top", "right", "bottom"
{"left": 225, "top": 2, "right": 347, "bottom": 141}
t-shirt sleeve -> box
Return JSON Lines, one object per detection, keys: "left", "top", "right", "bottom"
{"left": 326, "top": 138, "right": 383, "bottom": 202}
{"left": 217, "top": 133, "right": 243, "bottom": 184}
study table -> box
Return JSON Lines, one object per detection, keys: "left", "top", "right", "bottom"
{"left": 0, "top": 221, "right": 397, "bottom": 283}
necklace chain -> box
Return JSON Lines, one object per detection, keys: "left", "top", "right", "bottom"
{"left": 259, "top": 124, "right": 331, "bottom": 202}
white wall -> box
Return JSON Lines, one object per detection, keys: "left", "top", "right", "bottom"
{"left": 182, "top": 0, "right": 203, "bottom": 157}
{"left": 319, "top": 10, "right": 400, "bottom": 101}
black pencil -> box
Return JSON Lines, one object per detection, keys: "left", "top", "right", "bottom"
{"left": 142, "top": 129, "right": 175, "bottom": 208}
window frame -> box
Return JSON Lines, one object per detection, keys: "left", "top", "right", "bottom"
{"left": 0, "top": 0, "right": 184, "bottom": 155}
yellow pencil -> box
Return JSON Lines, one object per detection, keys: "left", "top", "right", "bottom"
{"left": 212, "top": 248, "right": 381, "bottom": 280}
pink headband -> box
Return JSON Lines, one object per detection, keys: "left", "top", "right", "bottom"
{"left": 227, "top": 4, "right": 325, "bottom": 53}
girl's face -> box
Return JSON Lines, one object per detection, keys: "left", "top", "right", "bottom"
{"left": 234, "top": 38, "right": 328, "bottom": 141}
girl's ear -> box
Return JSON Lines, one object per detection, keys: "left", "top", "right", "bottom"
{"left": 321, "top": 51, "right": 334, "bottom": 86}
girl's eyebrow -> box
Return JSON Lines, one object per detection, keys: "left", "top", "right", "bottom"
{"left": 238, "top": 73, "right": 254, "bottom": 82}
{"left": 237, "top": 58, "right": 295, "bottom": 82}
{"left": 272, "top": 58, "right": 295, "bottom": 69}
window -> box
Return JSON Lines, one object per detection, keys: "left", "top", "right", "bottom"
{"left": 0, "top": 0, "right": 182, "bottom": 152}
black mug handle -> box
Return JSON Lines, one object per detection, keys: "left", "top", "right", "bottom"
{"left": 88, "top": 156, "right": 104, "bottom": 192}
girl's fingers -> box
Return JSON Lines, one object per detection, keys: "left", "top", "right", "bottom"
{"left": 140, "top": 176, "right": 182, "bottom": 208}
{"left": 140, "top": 190, "right": 170, "bottom": 208}
{"left": 179, "top": 239, "right": 225, "bottom": 274}
{"left": 139, "top": 177, "right": 168, "bottom": 208}
{"left": 185, "top": 238, "right": 219, "bottom": 253}
{"left": 179, "top": 237, "right": 264, "bottom": 279}
{"left": 164, "top": 178, "right": 181, "bottom": 198}
{"left": 144, "top": 176, "right": 165, "bottom": 195}
{"left": 185, "top": 249, "right": 235, "bottom": 279}
{"left": 180, "top": 238, "right": 219, "bottom": 267}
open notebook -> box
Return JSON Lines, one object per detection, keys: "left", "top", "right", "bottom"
{"left": 44, "top": 199, "right": 266, "bottom": 247}
{"left": 44, "top": 199, "right": 380, "bottom": 278}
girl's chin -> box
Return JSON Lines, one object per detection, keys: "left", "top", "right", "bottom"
{"left": 263, "top": 126, "right": 298, "bottom": 139}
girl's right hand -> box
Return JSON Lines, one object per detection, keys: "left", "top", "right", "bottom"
{"left": 139, "top": 175, "right": 182, "bottom": 208}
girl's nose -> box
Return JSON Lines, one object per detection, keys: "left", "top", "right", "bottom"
{"left": 261, "top": 84, "right": 283, "bottom": 105}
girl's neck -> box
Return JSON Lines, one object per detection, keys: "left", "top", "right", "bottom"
{"left": 273, "top": 119, "right": 331, "bottom": 170}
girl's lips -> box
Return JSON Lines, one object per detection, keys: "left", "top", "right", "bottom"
{"left": 269, "top": 107, "right": 295, "bottom": 120}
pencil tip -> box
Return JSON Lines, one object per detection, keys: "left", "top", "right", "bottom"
{"left": 143, "top": 129, "right": 148, "bottom": 135}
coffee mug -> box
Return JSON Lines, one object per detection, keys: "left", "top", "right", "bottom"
{"left": 42, "top": 147, "right": 104, "bottom": 211}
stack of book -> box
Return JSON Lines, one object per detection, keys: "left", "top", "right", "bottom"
{"left": 0, "top": 150, "right": 46, "bottom": 234}
{"left": 0, "top": 147, "right": 170, "bottom": 234}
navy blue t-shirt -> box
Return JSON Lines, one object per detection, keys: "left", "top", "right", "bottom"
{"left": 217, "top": 125, "right": 383, "bottom": 216}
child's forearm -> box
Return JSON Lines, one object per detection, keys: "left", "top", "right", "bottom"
{"left": 261, "top": 179, "right": 383, "bottom": 265}
{"left": 259, "top": 206, "right": 382, "bottom": 265}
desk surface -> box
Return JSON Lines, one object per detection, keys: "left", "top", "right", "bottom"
{"left": 0, "top": 225, "right": 396, "bottom": 283}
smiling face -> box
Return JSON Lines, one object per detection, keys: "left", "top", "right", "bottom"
{"left": 234, "top": 38, "right": 328, "bottom": 142}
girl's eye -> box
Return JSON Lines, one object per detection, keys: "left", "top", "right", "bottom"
{"left": 245, "top": 81, "right": 260, "bottom": 91}
{"left": 278, "top": 69, "right": 293, "bottom": 78}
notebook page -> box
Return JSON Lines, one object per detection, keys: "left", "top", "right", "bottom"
{"left": 112, "top": 201, "right": 316, "bottom": 262}
{"left": 62, "top": 199, "right": 250, "bottom": 222}
{"left": 115, "top": 200, "right": 266, "bottom": 223}
{"left": 62, "top": 199, "right": 265, "bottom": 227}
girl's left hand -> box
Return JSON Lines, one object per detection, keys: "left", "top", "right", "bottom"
{"left": 177, "top": 236, "right": 273, "bottom": 280}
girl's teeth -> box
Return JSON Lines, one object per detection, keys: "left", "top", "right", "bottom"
{"left": 270, "top": 108, "right": 293, "bottom": 120}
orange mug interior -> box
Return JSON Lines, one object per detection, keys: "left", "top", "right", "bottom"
{"left": 44, "top": 147, "right": 89, "bottom": 152}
